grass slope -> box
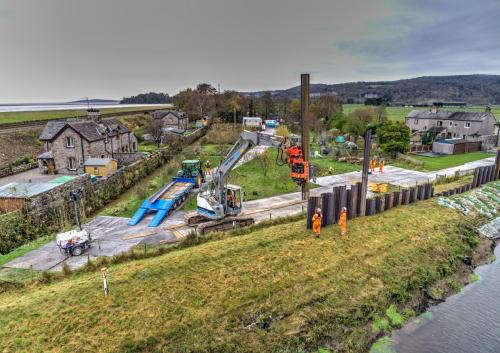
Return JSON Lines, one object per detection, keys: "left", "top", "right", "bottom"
{"left": 0, "top": 105, "right": 170, "bottom": 124}
{"left": 0, "top": 200, "right": 477, "bottom": 353}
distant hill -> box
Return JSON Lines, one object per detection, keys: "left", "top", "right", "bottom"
{"left": 68, "top": 99, "right": 119, "bottom": 104}
{"left": 249, "top": 74, "right": 500, "bottom": 105}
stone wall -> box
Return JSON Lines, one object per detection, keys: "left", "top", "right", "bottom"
{"left": 24, "top": 126, "right": 207, "bottom": 232}
{"left": 0, "top": 162, "right": 38, "bottom": 178}
{"left": 113, "top": 152, "right": 143, "bottom": 166}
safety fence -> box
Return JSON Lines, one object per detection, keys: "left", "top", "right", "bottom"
{"left": 307, "top": 149, "right": 500, "bottom": 229}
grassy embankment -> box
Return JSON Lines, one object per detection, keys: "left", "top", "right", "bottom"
{"left": 0, "top": 199, "right": 482, "bottom": 353}
{"left": 409, "top": 152, "right": 494, "bottom": 171}
{"left": 0, "top": 105, "right": 170, "bottom": 124}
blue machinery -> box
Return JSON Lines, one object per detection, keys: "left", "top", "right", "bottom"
{"left": 127, "top": 177, "right": 195, "bottom": 227}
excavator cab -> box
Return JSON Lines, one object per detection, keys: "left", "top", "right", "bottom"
{"left": 225, "top": 185, "right": 242, "bottom": 216}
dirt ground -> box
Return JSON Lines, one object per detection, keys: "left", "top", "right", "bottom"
{"left": 0, "top": 128, "right": 44, "bottom": 166}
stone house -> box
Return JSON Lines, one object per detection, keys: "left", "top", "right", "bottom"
{"left": 153, "top": 110, "right": 189, "bottom": 132}
{"left": 37, "top": 116, "right": 137, "bottom": 175}
{"left": 405, "top": 107, "right": 496, "bottom": 143}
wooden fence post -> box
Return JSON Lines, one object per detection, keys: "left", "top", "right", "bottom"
{"left": 321, "top": 193, "right": 335, "bottom": 226}
{"left": 384, "top": 193, "right": 391, "bottom": 210}
{"left": 393, "top": 191, "right": 400, "bottom": 207}
{"left": 306, "top": 196, "right": 321, "bottom": 229}
{"left": 350, "top": 184, "right": 358, "bottom": 219}
{"left": 495, "top": 149, "right": 500, "bottom": 181}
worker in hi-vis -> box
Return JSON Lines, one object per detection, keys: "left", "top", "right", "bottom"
{"left": 205, "top": 160, "right": 211, "bottom": 175}
{"left": 379, "top": 159, "right": 384, "bottom": 173}
{"left": 312, "top": 208, "right": 322, "bottom": 238}
{"left": 370, "top": 158, "right": 376, "bottom": 174}
{"left": 339, "top": 207, "right": 347, "bottom": 239}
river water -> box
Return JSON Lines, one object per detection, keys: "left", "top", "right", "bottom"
{"left": 0, "top": 103, "right": 170, "bottom": 113}
{"left": 374, "top": 244, "right": 500, "bottom": 353}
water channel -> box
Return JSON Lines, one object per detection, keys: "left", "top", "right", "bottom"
{"left": 373, "top": 244, "right": 500, "bottom": 353}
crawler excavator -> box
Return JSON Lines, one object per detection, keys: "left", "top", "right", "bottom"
{"left": 187, "top": 130, "right": 309, "bottom": 234}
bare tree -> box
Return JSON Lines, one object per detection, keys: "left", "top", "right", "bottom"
{"left": 256, "top": 150, "right": 272, "bottom": 178}
{"left": 148, "top": 118, "right": 164, "bottom": 146}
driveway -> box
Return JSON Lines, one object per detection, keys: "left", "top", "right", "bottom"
{"left": 0, "top": 168, "right": 63, "bottom": 187}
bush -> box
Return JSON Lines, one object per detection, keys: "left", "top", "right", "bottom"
{"left": 377, "top": 121, "right": 410, "bottom": 153}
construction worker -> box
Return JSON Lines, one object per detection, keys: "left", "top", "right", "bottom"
{"left": 312, "top": 208, "right": 322, "bottom": 238}
{"left": 205, "top": 160, "right": 211, "bottom": 176}
{"left": 379, "top": 159, "right": 384, "bottom": 173}
{"left": 339, "top": 207, "right": 347, "bottom": 239}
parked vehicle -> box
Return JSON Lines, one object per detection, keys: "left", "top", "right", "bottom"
{"left": 56, "top": 229, "right": 91, "bottom": 256}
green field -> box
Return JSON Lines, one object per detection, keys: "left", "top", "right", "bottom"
{"left": 410, "top": 151, "right": 494, "bottom": 171}
{"left": 0, "top": 105, "right": 171, "bottom": 124}
{"left": 0, "top": 199, "right": 480, "bottom": 353}
{"left": 343, "top": 104, "right": 500, "bottom": 122}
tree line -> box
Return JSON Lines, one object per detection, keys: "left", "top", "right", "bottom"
{"left": 138, "top": 83, "right": 410, "bottom": 153}
{"left": 121, "top": 92, "right": 172, "bottom": 104}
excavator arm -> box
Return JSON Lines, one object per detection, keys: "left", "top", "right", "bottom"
{"left": 196, "top": 130, "right": 307, "bottom": 222}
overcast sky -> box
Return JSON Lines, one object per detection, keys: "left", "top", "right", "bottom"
{"left": 0, "top": 0, "right": 499, "bottom": 103}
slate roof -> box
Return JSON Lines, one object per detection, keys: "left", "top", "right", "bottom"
{"left": 0, "top": 182, "right": 59, "bottom": 198}
{"left": 39, "top": 117, "right": 131, "bottom": 142}
{"left": 37, "top": 151, "right": 53, "bottom": 159}
{"left": 406, "top": 110, "right": 493, "bottom": 122}
{"left": 83, "top": 158, "right": 114, "bottom": 166}
{"left": 153, "top": 110, "right": 188, "bottom": 120}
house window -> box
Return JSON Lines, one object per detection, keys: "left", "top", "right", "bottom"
{"left": 465, "top": 122, "right": 471, "bottom": 128}
{"left": 94, "top": 167, "right": 99, "bottom": 175}
{"left": 132, "top": 142, "right": 137, "bottom": 151}
{"left": 449, "top": 121, "right": 453, "bottom": 127}
{"left": 68, "top": 157, "right": 77, "bottom": 170}
{"left": 463, "top": 134, "right": 466, "bottom": 139}
{"left": 66, "top": 136, "right": 74, "bottom": 148}
{"left": 437, "top": 121, "right": 443, "bottom": 127}
{"left": 414, "top": 119, "right": 419, "bottom": 125}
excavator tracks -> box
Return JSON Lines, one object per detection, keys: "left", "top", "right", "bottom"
{"left": 196, "top": 217, "right": 255, "bottom": 235}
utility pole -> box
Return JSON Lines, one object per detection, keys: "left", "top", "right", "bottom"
{"left": 69, "top": 189, "right": 83, "bottom": 230}
{"left": 358, "top": 129, "right": 372, "bottom": 216}
{"left": 301, "top": 73, "right": 310, "bottom": 200}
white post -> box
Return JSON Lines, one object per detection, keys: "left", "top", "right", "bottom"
{"left": 101, "top": 267, "right": 109, "bottom": 296}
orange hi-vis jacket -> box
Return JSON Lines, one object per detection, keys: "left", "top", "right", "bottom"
{"left": 339, "top": 210, "right": 347, "bottom": 235}
{"left": 312, "top": 213, "right": 322, "bottom": 234}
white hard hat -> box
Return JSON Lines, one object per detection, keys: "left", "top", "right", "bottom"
{"left": 317, "top": 208, "right": 322, "bottom": 212}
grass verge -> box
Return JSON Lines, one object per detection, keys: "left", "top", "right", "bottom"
{"left": 0, "top": 199, "right": 483, "bottom": 353}
{"left": 0, "top": 106, "right": 170, "bottom": 124}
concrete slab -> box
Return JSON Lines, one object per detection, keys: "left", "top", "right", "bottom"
{"left": 0, "top": 168, "right": 64, "bottom": 188}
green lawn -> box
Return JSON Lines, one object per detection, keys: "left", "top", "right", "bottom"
{"left": 0, "top": 105, "right": 170, "bottom": 124}
{"left": 410, "top": 151, "right": 494, "bottom": 171}
{"left": 343, "top": 104, "right": 500, "bottom": 122}
{"left": 0, "top": 199, "right": 480, "bottom": 353}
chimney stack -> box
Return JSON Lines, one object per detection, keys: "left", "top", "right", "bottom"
{"left": 87, "top": 108, "right": 101, "bottom": 123}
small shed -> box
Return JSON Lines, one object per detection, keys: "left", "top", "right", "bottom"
{"left": 0, "top": 182, "right": 59, "bottom": 213}
{"left": 432, "top": 139, "right": 482, "bottom": 155}
{"left": 83, "top": 158, "right": 117, "bottom": 177}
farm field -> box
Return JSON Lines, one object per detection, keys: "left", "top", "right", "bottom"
{"left": 342, "top": 104, "right": 500, "bottom": 122}
{"left": 0, "top": 105, "right": 170, "bottom": 124}
{"left": 0, "top": 199, "right": 481, "bottom": 353}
